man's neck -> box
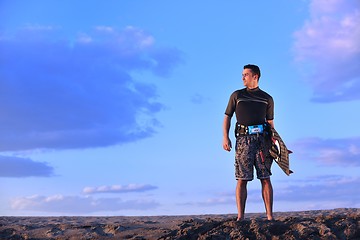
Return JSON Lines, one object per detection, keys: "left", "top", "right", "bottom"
{"left": 247, "top": 85, "right": 259, "bottom": 90}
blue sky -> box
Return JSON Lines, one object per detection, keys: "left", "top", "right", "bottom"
{"left": 0, "top": 0, "right": 359, "bottom": 216}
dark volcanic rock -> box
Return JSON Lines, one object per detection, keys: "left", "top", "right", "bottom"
{"left": 0, "top": 208, "right": 359, "bottom": 239}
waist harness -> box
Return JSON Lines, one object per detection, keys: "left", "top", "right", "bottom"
{"left": 235, "top": 123, "right": 269, "bottom": 138}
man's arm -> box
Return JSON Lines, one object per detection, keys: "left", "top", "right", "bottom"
{"left": 267, "top": 119, "right": 274, "bottom": 128}
{"left": 222, "top": 115, "right": 232, "bottom": 151}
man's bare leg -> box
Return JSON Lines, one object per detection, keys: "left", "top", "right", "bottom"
{"left": 260, "top": 178, "right": 274, "bottom": 220}
{"left": 236, "top": 179, "right": 248, "bottom": 221}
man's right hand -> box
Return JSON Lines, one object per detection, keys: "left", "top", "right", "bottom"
{"left": 223, "top": 137, "right": 232, "bottom": 152}
{"left": 222, "top": 115, "right": 232, "bottom": 152}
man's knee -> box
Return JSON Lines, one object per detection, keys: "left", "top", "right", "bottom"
{"left": 237, "top": 179, "right": 248, "bottom": 183}
{"left": 260, "top": 178, "right": 272, "bottom": 186}
{"left": 237, "top": 179, "right": 248, "bottom": 187}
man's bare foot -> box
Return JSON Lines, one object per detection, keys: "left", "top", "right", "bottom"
{"left": 267, "top": 215, "right": 274, "bottom": 221}
{"left": 236, "top": 216, "right": 244, "bottom": 221}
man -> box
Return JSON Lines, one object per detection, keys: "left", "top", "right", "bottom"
{"left": 222, "top": 64, "right": 274, "bottom": 221}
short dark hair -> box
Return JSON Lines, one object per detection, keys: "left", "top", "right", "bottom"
{"left": 244, "top": 64, "right": 261, "bottom": 79}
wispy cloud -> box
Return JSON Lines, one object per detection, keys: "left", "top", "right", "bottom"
{"left": 276, "top": 175, "right": 360, "bottom": 204}
{"left": 0, "top": 155, "right": 54, "bottom": 177}
{"left": 291, "top": 136, "right": 360, "bottom": 166}
{"left": 190, "top": 93, "right": 208, "bottom": 105}
{"left": 293, "top": 0, "right": 360, "bottom": 102}
{"left": 180, "top": 175, "right": 360, "bottom": 210}
{"left": 180, "top": 197, "right": 235, "bottom": 207}
{"left": 0, "top": 25, "right": 183, "bottom": 151}
{"left": 83, "top": 184, "right": 158, "bottom": 194}
{"left": 179, "top": 190, "right": 260, "bottom": 207}
{"left": 11, "top": 194, "right": 160, "bottom": 214}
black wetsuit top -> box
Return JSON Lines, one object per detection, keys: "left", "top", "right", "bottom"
{"left": 225, "top": 87, "right": 274, "bottom": 126}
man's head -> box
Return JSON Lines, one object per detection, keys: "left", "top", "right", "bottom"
{"left": 242, "top": 64, "right": 261, "bottom": 89}
{"left": 243, "top": 64, "right": 261, "bottom": 80}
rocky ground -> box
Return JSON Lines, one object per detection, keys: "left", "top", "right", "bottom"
{"left": 1, "top": 208, "right": 359, "bottom": 239}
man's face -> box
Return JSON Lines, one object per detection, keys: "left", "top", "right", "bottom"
{"left": 242, "top": 69, "right": 257, "bottom": 87}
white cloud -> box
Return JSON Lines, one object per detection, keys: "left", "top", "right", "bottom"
{"left": 23, "top": 24, "right": 57, "bottom": 31}
{"left": 11, "top": 194, "right": 160, "bottom": 214}
{"left": 293, "top": 0, "right": 360, "bottom": 102}
{"left": 94, "top": 26, "right": 115, "bottom": 33}
{"left": 124, "top": 26, "right": 155, "bottom": 49}
{"left": 83, "top": 184, "right": 158, "bottom": 194}
{"left": 10, "top": 183, "right": 159, "bottom": 214}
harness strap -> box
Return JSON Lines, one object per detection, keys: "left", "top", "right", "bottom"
{"left": 235, "top": 123, "right": 268, "bottom": 137}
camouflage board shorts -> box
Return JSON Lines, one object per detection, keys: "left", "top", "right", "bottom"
{"left": 235, "top": 134, "right": 273, "bottom": 181}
